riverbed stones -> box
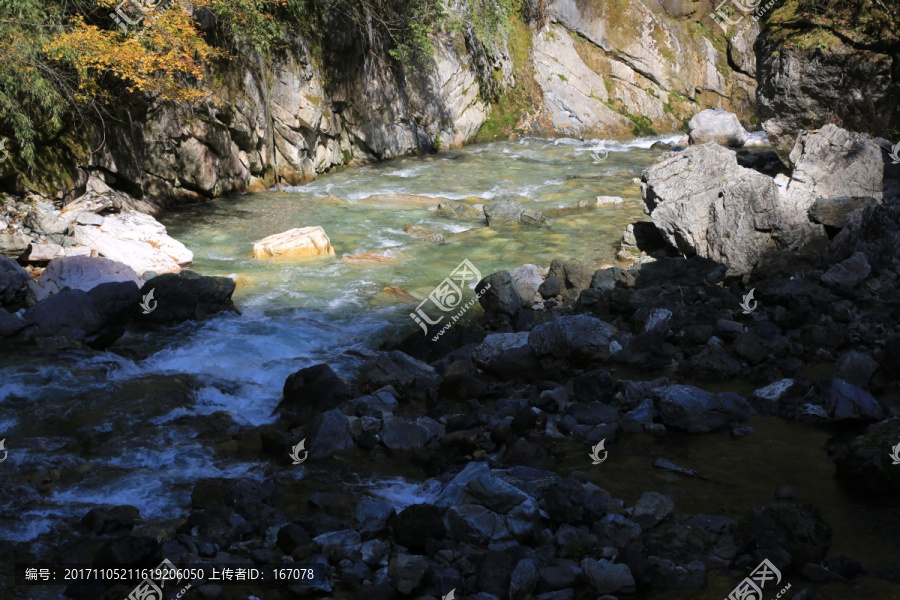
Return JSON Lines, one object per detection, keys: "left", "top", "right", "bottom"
{"left": 688, "top": 110, "right": 748, "bottom": 147}
{"left": 0, "top": 233, "right": 30, "bottom": 258}
{"left": 547, "top": 259, "right": 594, "bottom": 302}
{"left": 388, "top": 553, "right": 430, "bottom": 595}
{"left": 134, "top": 270, "right": 236, "bottom": 324}
{"left": 364, "top": 350, "right": 438, "bottom": 391}
{"left": 24, "top": 208, "right": 69, "bottom": 236}
{"left": 631, "top": 492, "right": 675, "bottom": 528}
{"left": 484, "top": 199, "right": 546, "bottom": 227}
{"left": 436, "top": 200, "right": 483, "bottom": 218}
{"left": 252, "top": 225, "right": 335, "bottom": 258}
{"left": 307, "top": 409, "right": 353, "bottom": 458}
{"left": 655, "top": 384, "right": 754, "bottom": 433}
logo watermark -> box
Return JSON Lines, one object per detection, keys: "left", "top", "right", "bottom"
{"left": 0, "top": 439, "right": 6, "bottom": 464}
{"left": 139, "top": 288, "right": 157, "bottom": 314}
{"left": 409, "top": 258, "right": 485, "bottom": 341}
{"left": 124, "top": 559, "right": 192, "bottom": 600}
{"left": 110, "top": 0, "right": 180, "bottom": 36}
{"left": 589, "top": 141, "right": 609, "bottom": 163}
{"left": 589, "top": 439, "right": 608, "bottom": 465}
{"left": 710, "top": 0, "right": 776, "bottom": 34}
{"left": 889, "top": 142, "right": 900, "bottom": 166}
{"left": 740, "top": 288, "right": 757, "bottom": 314}
{"left": 726, "top": 558, "right": 789, "bottom": 600}
{"left": 442, "top": 589, "right": 456, "bottom": 600}
{"left": 890, "top": 442, "right": 900, "bottom": 465}
{"left": 289, "top": 439, "right": 308, "bottom": 465}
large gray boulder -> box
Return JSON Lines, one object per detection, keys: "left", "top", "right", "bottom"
{"left": 780, "top": 125, "right": 885, "bottom": 227}
{"left": 529, "top": 315, "right": 617, "bottom": 362}
{"left": 642, "top": 143, "right": 823, "bottom": 276}
{"left": 0, "top": 233, "right": 31, "bottom": 259}
{"left": 24, "top": 208, "right": 69, "bottom": 235}
{"left": 546, "top": 259, "right": 594, "bottom": 303}
{"left": 688, "top": 110, "right": 748, "bottom": 146}
{"left": 28, "top": 256, "right": 141, "bottom": 305}
{"left": 654, "top": 384, "right": 755, "bottom": 433}
{"left": 0, "top": 256, "right": 31, "bottom": 308}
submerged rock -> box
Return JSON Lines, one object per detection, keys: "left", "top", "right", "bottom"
{"left": 252, "top": 226, "right": 335, "bottom": 258}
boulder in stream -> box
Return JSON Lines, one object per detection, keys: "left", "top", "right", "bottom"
{"left": 27, "top": 256, "right": 141, "bottom": 305}
{"left": 136, "top": 270, "right": 237, "bottom": 324}
{"left": 252, "top": 225, "right": 335, "bottom": 258}
{"left": 687, "top": 109, "right": 748, "bottom": 147}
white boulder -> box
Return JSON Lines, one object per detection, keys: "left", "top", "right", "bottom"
{"left": 252, "top": 226, "right": 335, "bottom": 259}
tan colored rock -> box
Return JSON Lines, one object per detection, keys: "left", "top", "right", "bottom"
{"left": 340, "top": 249, "right": 398, "bottom": 263}
{"left": 370, "top": 286, "right": 419, "bottom": 305}
{"left": 252, "top": 226, "right": 335, "bottom": 258}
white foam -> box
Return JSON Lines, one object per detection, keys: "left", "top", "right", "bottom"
{"left": 365, "top": 478, "right": 443, "bottom": 510}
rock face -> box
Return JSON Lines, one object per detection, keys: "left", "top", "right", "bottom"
{"left": 654, "top": 385, "right": 755, "bottom": 433}
{"left": 641, "top": 143, "right": 822, "bottom": 276}
{"left": 252, "top": 226, "right": 335, "bottom": 259}
{"left": 688, "top": 110, "right": 748, "bottom": 146}
{"left": 756, "top": 28, "right": 900, "bottom": 157}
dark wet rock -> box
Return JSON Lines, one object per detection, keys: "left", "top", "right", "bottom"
{"left": 477, "top": 270, "right": 529, "bottom": 317}
{"left": 643, "top": 518, "right": 737, "bottom": 570}
{"left": 314, "top": 529, "right": 361, "bottom": 561}
{"left": 306, "top": 409, "right": 354, "bottom": 458}
{"left": 0, "top": 256, "right": 30, "bottom": 308}
{"left": 472, "top": 332, "right": 534, "bottom": 376}
{"left": 571, "top": 369, "right": 614, "bottom": 404}
{"left": 538, "top": 275, "right": 560, "bottom": 299}
{"left": 547, "top": 259, "right": 594, "bottom": 303}
{"left": 827, "top": 378, "right": 884, "bottom": 421}
{"left": 735, "top": 504, "right": 833, "bottom": 571}
{"left": 581, "top": 558, "right": 635, "bottom": 595}
{"left": 364, "top": 350, "right": 438, "bottom": 392}
{"left": 280, "top": 363, "right": 353, "bottom": 414}
{"left": 833, "top": 419, "right": 900, "bottom": 494}
{"left": 137, "top": 270, "right": 236, "bottom": 324}
{"left": 529, "top": 315, "right": 617, "bottom": 363}
{"left": 537, "top": 562, "right": 578, "bottom": 593}
{"left": 388, "top": 553, "right": 430, "bottom": 595}
{"left": 80, "top": 505, "right": 140, "bottom": 535}
{"left": 821, "top": 251, "right": 870, "bottom": 288}
{"left": 478, "top": 551, "right": 518, "bottom": 597}
{"left": 566, "top": 401, "right": 618, "bottom": 427}
{"left": 808, "top": 196, "right": 879, "bottom": 229}
{"left": 647, "top": 557, "right": 707, "bottom": 588}
{"left": 277, "top": 523, "right": 312, "bottom": 554}
{"left": 631, "top": 492, "right": 674, "bottom": 529}
{"left": 356, "top": 497, "right": 394, "bottom": 536}
{"left": 830, "top": 202, "right": 900, "bottom": 273}
{"left": 380, "top": 420, "right": 434, "bottom": 451}
{"left": 882, "top": 335, "right": 900, "bottom": 378}
{"left": 484, "top": 199, "right": 546, "bottom": 227}
{"left": 510, "top": 558, "right": 538, "bottom": 600}
{"left": 393, "top": 503, "right": 445, "bottom": 552}
{"left": 358, "top": 582, "right": 398, "bottom": 600}
{"left": 589, "top": 266, "right": 630, "bottom": 293}
{"left": 655, "top": 385, "right": 754, "bottom": 433}
{"left": 361, "top": 539, "right": 390, "bottom": 568}
{"left": 681, "top": 348, "right": 742, "bottom": 381}
{"left": 595, "top": 513, "right": 642, "bottom": 549}
{"left": 835, "top": 351, "right": 879, "bottom": 389}
{"left": 0, "top": 307, "right": 27, "bottom": 337}
{"left": 731, "top": 332, "right": 769, "bottom": 365}
{"left": 436, "top": 200, "right": 483, "bottom": 219}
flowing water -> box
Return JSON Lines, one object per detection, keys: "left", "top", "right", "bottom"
{"left": 2, "top": 136, "right": 898, "bottom": 598}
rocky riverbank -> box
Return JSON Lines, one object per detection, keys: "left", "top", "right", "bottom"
{"left": 3, "top": 120, "right": 899, "bottom": 600}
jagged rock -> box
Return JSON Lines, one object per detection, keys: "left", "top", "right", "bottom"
{"left": 306, "top": 408, "right": 354, "bottom": 458}
{"left": 580, "top": 559, "right": 635, "bottom": 596}
{"left": 808, "top": 196, "right": 879, "bottom": 229}
{"left": 136, "top": 270, "right": 236, "bottom": 323}
{"left": 834, "top": 351, "right": 878, "bottom": 389}
{"left": 509, "top": 264, "right": 544, "bottom": 304}
{"left": 750, "top": 379, "right": 796, "bottom": 415}
{"left": 589, "top": 267, "right": 629, "bottom": 292}
{"left": 827, "top": 378, "right": 884, "bottom": 421}
{"left": 735, "top": 504, "right": 832, "bottom": 571}
{"left": 477, "top": 271, "right": 528, "bottom": 317}
{"left": 314, "top": 529, "right": 361, "bottom": 561}
{"left": 642, "top": 143, "right": 821, "bottom": 276}
{"left": 655, "top": 384, "right": 754, "bottom": 433}
{"left": 436, "top": 200, "right": 483, "bottom": 218}
{"left": 529, "top": 315, "right": 617, "bottom": 362}
{"left": 484, "top": 199, "right": 546, "bottom": 227}
{"left": 688, "top": 110, "right": 748, "bottom": 146}
{"left": 547, "top": 259, "right": 594, "bottom": 302}
{"left": 0, "top": 233, "right": 30, "bottom": 259}
{"left": 388, "top": 554, "right": 430, "bottom": 595}
{"left": 280, "top": 363, "right": 353, "bottom": 414}
{"left": 631, "top": 492, "right": 675, "bottom": 529}
{"left": 821, "top": 251, "right": 870, "bottom": 288}
{"left": 28, "top": 256, "right": 140, "bottom": 305}
{"left": 0, "top": 256, "right": 31, "bottom": 308}
{"left": 364, "top": 350, "right": 438, "bottom": 391}
{"left": 252, "top": 226, "right": 335, "bottom": 258}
